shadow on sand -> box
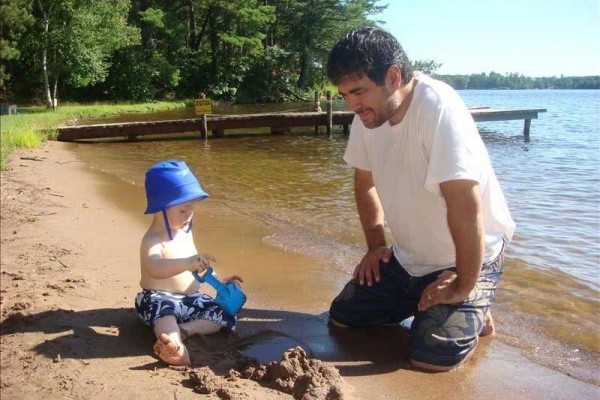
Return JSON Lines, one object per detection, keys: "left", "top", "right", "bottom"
{"left": 1, "top": 306, "right": 415, "bottom": 377}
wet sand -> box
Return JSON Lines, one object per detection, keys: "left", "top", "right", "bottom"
{"left": 1, "top": 140, "right": 598, "bottom": 399}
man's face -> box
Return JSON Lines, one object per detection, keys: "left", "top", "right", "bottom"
{"left": 336, "top": 73, "right": 398, "bottom": 129}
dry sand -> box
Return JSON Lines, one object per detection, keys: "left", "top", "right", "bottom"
{"left": 1, "top": 141, "right": 598, "bottom": 400}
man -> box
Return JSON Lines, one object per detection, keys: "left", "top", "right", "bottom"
{"left": 327, "top": 26, "right": 515, "bottom": 371}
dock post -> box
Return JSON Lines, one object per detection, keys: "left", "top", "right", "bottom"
{"left": 523, "top": 119, "right": 531, "bottom": 143}
{"left": 314, "top": 91, "right": 321, "bottom": 134}
{"left": 326, "top": 91, "right": 332, "bottom": 136}
{"left": 200, "top": 114, "right": 207, "bottom": 139}
{"left": 343, "top": 125, "right": 349, "bottom": 135}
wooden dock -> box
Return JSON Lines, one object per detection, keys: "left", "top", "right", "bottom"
{"left": 469, "top": 107, "right": 546, "bottom": 141}
{"left": 56, "top": 107, "right": 546, "bottom": 143}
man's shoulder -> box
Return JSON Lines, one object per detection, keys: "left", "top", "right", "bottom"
{"left": 414, "top": 74, "right": 467, "bottom": 116}
{"left": 416, "top": 74, "right": 457, "bottom": 100}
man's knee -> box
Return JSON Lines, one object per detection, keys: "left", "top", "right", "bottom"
{"left": 409, "top": 307, "right": 482, "bottom": 370}
{"left": 328, "top": 299, "right": 358, "bottom": 328}
{"left": 409, "top": 332, "right": 478, "bottom": 371}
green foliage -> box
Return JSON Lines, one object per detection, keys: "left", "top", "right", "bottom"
{"left": 139, "top": 7, "right": 165, "bottom": 29}
{"left": 411, "top": 59, "right": 443, "bottom": 75}
{"left": 0, "top": 0, "right": 34, "bottom": 88}
{"left": 436, "top": 72, "right": 600, "bottom": 90}
{"left": 236, "top": 46, "right": 299, "bottom": 103}
{"left": 5, "top": 0, "right": 389, "bottom": 103}
{"left": 105, "top": 49, "right": 154, "bottom": 101}
{"left": 7, "top": 0, "right": 598, "bottom": 106}
{"left": 9, "top": 0, "right": 140, "bottom": 106}
{"left": 58, "top": 0, "right": 141, "bottom": 87}
{"left": 0, "top": 127, "right": 41, "bottom": 169}
{"left": 10, "top": 128, "right": 41, "bottom": 147}
{"left": 274, "top": 0, "right": 385, "bottom": 89}
{"left": 151, "top": 52, "right": 181, "bottom": 93}
{"left": 0, "top": 101, "right": 188, "bottom": 169}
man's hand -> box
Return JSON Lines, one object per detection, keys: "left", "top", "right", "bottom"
{"left": 418, "top": 270, "right": 473, "bottom": 311}
{"left": 353, "top": 246, "right": 392, "bottom": 286}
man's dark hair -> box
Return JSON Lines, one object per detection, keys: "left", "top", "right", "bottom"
{"left": 327, "top": 26, "right": 413, "bottom": 86}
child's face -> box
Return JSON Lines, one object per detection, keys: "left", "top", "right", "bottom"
{"left": 165, "top": 201, "right": 198, "bottom": 230}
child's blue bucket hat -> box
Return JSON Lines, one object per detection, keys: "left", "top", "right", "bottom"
{"left": 144, "top": 160, "right": 209, "bottom": 214}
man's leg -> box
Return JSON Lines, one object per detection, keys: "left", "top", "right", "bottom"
{"left": 329, "top": 255, "right": 415, "bottom": 328}
{"left": 409, "top": 305, "right": 485, "bottom": 371}
{"left": 409, "top": 254, "right": 503, "bottom": 371}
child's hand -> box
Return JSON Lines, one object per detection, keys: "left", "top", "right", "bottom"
{"left": 221, "top": 275, "right": 243, "bottom": 285}
{"left": 188, "top": 253, "right": 216, "bottom": 272}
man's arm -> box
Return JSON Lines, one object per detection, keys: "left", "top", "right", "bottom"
{"left": 353, "top": 168, "right": 392, "bottom": 285}
{"left": 355, "top": 168, "right": 386, "bottom": 249}
{"left": 419, "top": 179, "right": 484, "bottom": 310}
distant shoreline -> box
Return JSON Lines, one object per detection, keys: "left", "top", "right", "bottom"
{"left": 433, "top": 73, "right": 600, "bottom": 90}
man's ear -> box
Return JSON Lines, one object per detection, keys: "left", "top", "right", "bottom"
{"left": 386, "top": 65, "right": 402, "bottom": 91}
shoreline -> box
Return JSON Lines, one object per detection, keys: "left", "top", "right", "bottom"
{"left": 1, "top": 141, "right": 598, "bottom": 399}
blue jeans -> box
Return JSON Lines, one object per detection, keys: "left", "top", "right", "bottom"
{"left": 329, "top": 253, "right": 503, "bottom": 367}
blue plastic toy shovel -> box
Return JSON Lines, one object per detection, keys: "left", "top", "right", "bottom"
{"left": 193, "top": 267, "right": 246, "bottom": 317}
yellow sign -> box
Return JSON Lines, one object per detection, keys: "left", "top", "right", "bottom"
{"left": 195, "top": 98, "right": 212, "bottom": 115}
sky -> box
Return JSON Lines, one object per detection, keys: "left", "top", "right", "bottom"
{"left": 376, "top": 0, "right": 600, "bottom": 77}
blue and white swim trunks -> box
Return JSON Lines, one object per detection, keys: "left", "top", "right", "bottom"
{"left": 135, "top": 289, "right": 236, "bottom": 330}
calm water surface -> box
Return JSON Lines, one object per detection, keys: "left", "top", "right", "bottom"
{"left": 74, "top": 89, "right": 600, "bottom": 359}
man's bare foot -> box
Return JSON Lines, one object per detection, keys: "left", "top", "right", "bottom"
{"left": 480, "top": 309, "right": 496, "bottom": 336}
{"left": 152, "top": 333, "right": 191, "bottom": 366}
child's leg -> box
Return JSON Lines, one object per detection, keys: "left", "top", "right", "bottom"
{"left": 179, "top": 319, "right": 222, "bottom": 339}
{"left": 152, "top": 316, "right": 191, "bottom": 366}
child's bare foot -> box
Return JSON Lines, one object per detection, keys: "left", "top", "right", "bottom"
{"left": 152, "top": 333, "right": 191, "bottom": 366}
{"left": 179, "top": 326, "right": 189, "bottom": 341}
{"left": 480, "top": 309, "right": 496, "bottom": 336}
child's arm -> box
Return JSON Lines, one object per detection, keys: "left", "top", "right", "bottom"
{"left": 143, "top": 242, "right": 216, "bottom": 279}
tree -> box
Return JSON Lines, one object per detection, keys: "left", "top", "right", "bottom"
{"left": 203, "top": 0, "right": 275, "bottom": 98}
{"left": 273, "top": 0, "right": 386, "bottom": 89}
{"left": 0, "top": 0, "right": 34, "bottom": 91}
{"left": 411, "top": 59, "right": 442, "bottom": 75}
{"left": 25, "top": 0, "right": 139, "bottom": 107}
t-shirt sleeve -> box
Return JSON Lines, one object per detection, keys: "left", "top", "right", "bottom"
{"left": 343, "top": 114, "right": 371, "bottom": 171}
{"left": 424, "top": 106, "right": 482, "bottom": 196}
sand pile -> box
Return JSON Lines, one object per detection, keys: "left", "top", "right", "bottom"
{"left": 189, "top": 346, "right": 344, "bottom": 400}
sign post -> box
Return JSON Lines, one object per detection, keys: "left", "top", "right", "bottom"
{"left": 195, "top": 98, "right": 212, "bottom": 139}
{"left": 195, "top": 98, "right": 212, "bottom": 115}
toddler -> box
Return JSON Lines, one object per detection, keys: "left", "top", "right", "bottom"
{"left": 135, "top": 160, "right": 242, "bottom": 365}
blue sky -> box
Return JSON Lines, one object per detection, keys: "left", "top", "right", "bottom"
{"left": 376, "top": 0, "right": 599, "bottom": 77}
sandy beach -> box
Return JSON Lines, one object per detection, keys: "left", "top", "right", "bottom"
{"left": 1, "top": 140, "right": 598, "bottom": 400}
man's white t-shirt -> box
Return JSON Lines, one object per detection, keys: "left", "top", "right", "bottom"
{"left": 343, "top": 74, "right": 515, "bottom": 277}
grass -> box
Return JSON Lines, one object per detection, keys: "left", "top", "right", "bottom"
{"left": 0, "top": 101, "right": 190, "bottom": 170}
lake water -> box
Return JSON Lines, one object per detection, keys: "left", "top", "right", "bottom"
{"left": 73, "top": 89, "right": 600, "bottom": 372}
